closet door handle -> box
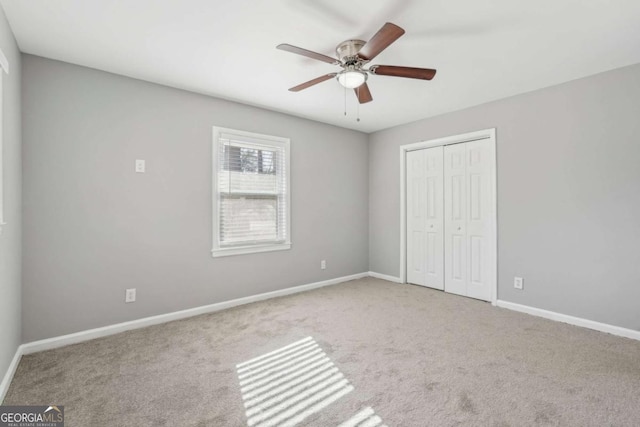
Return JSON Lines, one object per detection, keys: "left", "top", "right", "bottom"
{"left": 457, "top": 226, "right": 462, "bottom": 231}
{"left": 430, "top": 224, "right": 434, "bottom": 229}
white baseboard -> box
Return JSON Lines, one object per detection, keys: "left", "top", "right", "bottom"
{"left": 368, "top": 271, "right": 403, "bottom": 283}
{"left": 0, "top": 345, "right": 24, "bottom": 403}
{"left": 496, "top": 300, "right": 640, "bottom": 341}
{"left": 21, "top": 272, "right": 368, "bottom": 356}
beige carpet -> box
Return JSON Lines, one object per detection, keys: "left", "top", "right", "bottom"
{"left": 4, "top": 278, "right": 640, "bottom": 426}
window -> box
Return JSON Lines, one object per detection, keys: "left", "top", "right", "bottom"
{"left": 212, "top": 127, "right": 291, "bottom": 257}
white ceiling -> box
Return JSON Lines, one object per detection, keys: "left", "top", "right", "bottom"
{"left": 2, "top": 0, "right": 639, "bottom": 133}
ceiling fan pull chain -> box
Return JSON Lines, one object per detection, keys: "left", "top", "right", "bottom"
{"left": 356, "top": 87, "right": 360, "bottom": 122}
{"left": 344, "top": 84, "right": 347, "bottom": 116}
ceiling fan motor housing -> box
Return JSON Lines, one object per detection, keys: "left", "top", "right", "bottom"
{"left": 336, "top": 40, "right": 366, "bottom": 64}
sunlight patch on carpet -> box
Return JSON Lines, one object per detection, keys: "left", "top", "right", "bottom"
{"left": 236, "top": 336, "right": 355, "bottom": 427}
{"left": 338, "top": 407, "right": 387, "bottom": 427}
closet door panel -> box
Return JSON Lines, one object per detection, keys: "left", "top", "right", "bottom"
{"left": 465, "top": 140, "right": 493, "bottom": 302}
{"left": 424, "top": 146, "right": 444, "bottom": 290}
{"left": 406, "top": 150, "right": 426, "bottom": 286}
{"left": 444, "top": 144, "right": 467, "bottom": 296}
{"left": 406, "top": 147, "right": 444, "bottom": 289}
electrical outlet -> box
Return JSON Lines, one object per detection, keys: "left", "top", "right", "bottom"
{"left": 135, "top": 159, "right": 145, "bottom": 173}
{"left": 320, "top": 260, "right": 326, "bottom": 270}
{"left": 125, "top": 288, "right": 136, "bottom": 303}
{"left": 514, "top": 277, "right": 524, "bottom": 290}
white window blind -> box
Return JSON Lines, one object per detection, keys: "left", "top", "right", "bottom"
{"left": 212, "top": 127, "right": 290, "bottom": 257}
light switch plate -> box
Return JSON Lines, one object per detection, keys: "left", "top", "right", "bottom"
{"left": 135, "top": 159, "right": 145, "bottom": 173}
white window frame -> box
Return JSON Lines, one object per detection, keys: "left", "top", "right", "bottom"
{"left": 0, "top": 48, "right": 9, "bottom": 235}
{"left": 211, "top": 126, "right": 291, "bottom": 257}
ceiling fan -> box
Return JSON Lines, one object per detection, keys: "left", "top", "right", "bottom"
{"left": 277, "top": 22, "right": 436, "bottom": 104}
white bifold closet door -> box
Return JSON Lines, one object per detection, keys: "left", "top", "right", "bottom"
{"left": 406, "top": 146, "right": 444, "bottom": 290}
{"left": 406, "top": 138, "right": 495, "bottom": 302}
{"left": 444, "top": 140, "right": 494, "bottom": 302}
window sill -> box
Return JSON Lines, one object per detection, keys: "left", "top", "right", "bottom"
{"left": 211, "top": 242, "right": 291, "bottom": 258}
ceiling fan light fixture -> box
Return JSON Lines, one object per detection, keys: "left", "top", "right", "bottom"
{"left": 337, "top": 70, "right": 367, "bottom": 89}
{"left": 278, "top": 23, "right": 436, "bottom": 107}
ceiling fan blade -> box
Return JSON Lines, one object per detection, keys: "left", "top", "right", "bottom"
{"left": 370, "top": 65, "right": 437, "bottom": 80}
{"left": 354, "top": 83, "right": 373, "bottom": 104}
{"left": 289, "top": 73, "right": 337, "bottom": 92}
{"left": 277, "top": 44, "right": 339, "bottom": 65}
{"left": 357, "top": 22, "right": 405, "bottom": 61}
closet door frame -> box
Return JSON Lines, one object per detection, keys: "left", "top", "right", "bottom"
{"left": 399, "top": 128, "right": 498, "bottom": 305}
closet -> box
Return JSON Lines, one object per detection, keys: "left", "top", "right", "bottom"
{"left": 406, "top": 137, "right": 496, "bottom": 302}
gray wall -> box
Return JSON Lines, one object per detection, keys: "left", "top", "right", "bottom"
{"left": 22, "top": 55, "right": 369, "bottom": 342}
{"left": 0, "top": 7, "right": 21, "bottom": 389}
{"left": 369, "top": 63, "right": 640, "bottom": 331}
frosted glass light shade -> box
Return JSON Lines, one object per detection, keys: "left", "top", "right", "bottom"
{"left": 337, "top": 71, "right": 367, "bottom": 88}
